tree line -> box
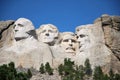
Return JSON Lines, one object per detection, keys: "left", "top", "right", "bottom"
{"left": 0, "top": 62, "right": 32, "bottom": 80}
{"left": 0, "top": 58, "right": 120, "bottom": 80}
{"left": 39, "top": 58, "right": 120, "bottom": 80}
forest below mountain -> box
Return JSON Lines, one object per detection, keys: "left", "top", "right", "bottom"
{"left": 0, "top": 58, "right": 120, "bottom": 80}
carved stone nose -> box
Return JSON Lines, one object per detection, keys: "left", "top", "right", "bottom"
{"left": 15, "top": 30, "right": 18, "bottom": 32}
{"left": 45, "top": 33, "right": 49, "bottom": 36}
{"left": 69, "top": 44, "right": 73, "bottom": 46}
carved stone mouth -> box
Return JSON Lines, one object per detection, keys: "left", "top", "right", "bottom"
{"left": 15, "top": 37, "right": 27, "bottom": 41}
{"left": 66, "top": 47, "right": 75, "bottom": 51}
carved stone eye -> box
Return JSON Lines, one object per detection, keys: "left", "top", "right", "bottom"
{"left": 71, "top": 39, "right": 76, "bottom": 43}
{"left": 18, "top": 24, "right": 24, "bottom": 27}
{"left": 79, "top": 34, "right": 85, "bottom": 38}
{"left": 63, "top": 39, "right": 69, "bottom": 42}
{"left": 48, "top": 30, "right": 53, "bottom": 33}
{"left": 41, "top": 30, "right": 46, "bottom": 33}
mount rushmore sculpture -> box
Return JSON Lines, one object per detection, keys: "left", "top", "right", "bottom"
{"left": 0, "top": 14, "right": 120, "bottom": 73}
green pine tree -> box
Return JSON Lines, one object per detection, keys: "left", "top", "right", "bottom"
{"left": 8, "top": 62, "right": 17, "bottom": 79}
{"left": 114, "top": 73, "right": 120, "bottom": 80}
{"left": 45, "top": 62, "right": 53, "bottom": 75}
{"left": 77, "top": 65, "right": 85, "bottom": 80}
{"left": 0, "top": 62, "right": 31, "bottom": 80}
{"left": 84, "top": 58, "right": 92, "bottom": 76}
{"left": 8, "top": 72, "right": 16, "bottom": 80}
{"left": 58, "top": 64, "right": 64, "bottom": 75}
{"left": 39, "top": 63, "right": 45, "bottom": 74}
{"left": 93, "top": 66, "right": 104, "bottom": 80}
{"left": 0, "top": 64, "right": 9, "bottom": 80}
{"left": 109, "top": 69, "right": 114, "bottom": 80}
{"left": 8, "top": 62, "right": 15, "bottom": 69}
{"left": 103, "top": 74, "right": 109, "bottom": 80}
{"left": 16, "top": 72, "right": 27, "bottom": 80}
{"left": 63, "top": 58, "right": 75, "bottom": 75}
{"left": 27, "top": 69, "right": 32, "bottom": 78}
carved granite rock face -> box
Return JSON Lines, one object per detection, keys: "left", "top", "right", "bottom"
{"left": 0, "top": 18, "right": 53, "bottom": 70}
{"left": 76, "top": 25, "right": 93, "bottom": 52}
{"left": 60, "top": 32, "right": 78, "bottom": 55}
{"left": 94, "top": 14, "right": 120, "bottom": 61}
{"left": 0, "top": 20, "right": 15, "bottom": 48}
{"left": 14, "top": 18, "right": 35, "bottom": 41}
{"left": 51, "top": 32, "right": 78, "bottom": 68}
{"left": 75, "top": 24, "right": 113, "bottom": 69}
{"left": 37, "top": 24, "right": 59, "bottom": 46}
{"left": 0, "top": 15, "right": 120, "bottom": 74}
{"left": 0, "top": 20, "right": 16, "bottom": 67}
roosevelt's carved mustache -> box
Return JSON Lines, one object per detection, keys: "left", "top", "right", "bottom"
{"left": 66, "top": 47, "right": 75, "bottom": 51}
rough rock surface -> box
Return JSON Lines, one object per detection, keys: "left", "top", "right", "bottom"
{"left": 75, "top": 24, "right": 112, "bottom": 68}
{"left": 30, "top": 70, "right": 61, "bottom": 80}
{"left": 0, "top": 20, "right": 15, "bottom": 48}
{"left": 95, "top": 14, "right": 120, "bottom": 60}
{"left": 93, "top": 14, "right": 120, "bottom": 73}
{"left": 75, "top": 22, "right": 120, "bottom": 74}
{"left": 0, "top": 15, "right": 120, "bottom": 80}
{"left": 0, "top": 18, "right": 53, "bottom": 70}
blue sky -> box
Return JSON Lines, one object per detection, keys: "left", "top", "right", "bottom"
{"left": 0, "top": 0, "right": 120, "bottom": 32}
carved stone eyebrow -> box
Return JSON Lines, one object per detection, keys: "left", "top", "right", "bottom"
{"left": 63, "top": 39, "right": 69, "bottom": 42}
{"left": 41, "top": 30, "right": 46, "bottom": 33}
{"left": 48, "top": 30, "right": 53, "bottom": 32}
{"left": 18, "top": 24, "right": 24, "bottom": 27}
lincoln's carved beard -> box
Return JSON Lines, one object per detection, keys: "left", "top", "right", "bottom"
{"left": 14, "top": 18, "right": 34, "bottom": 41}
{"left": 38, "top": 24, "right": 58, "bottom": 45}
{"left": 76, "top": 29, "right": 91, "bottom": 52}
{"left": 60, "top": 32, "right": 77, "bottom": 54}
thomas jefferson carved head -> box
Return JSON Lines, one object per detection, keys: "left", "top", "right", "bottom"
{"left": 37, "top": 24, "right": 59, "bottom": 45}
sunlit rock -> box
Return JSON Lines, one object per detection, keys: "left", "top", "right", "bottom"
{"left": 51, "top": 32, "right": 78, "bottom": 67}
{"left": 1, "top": 18, "right": 53, "bottom": 70}
{"left": 0, "top": 15, "right": 120, "bottom": 74}
{"left": 75, "top": 24, "right": 112, "bottom": 69}
{"left": 36, "top": 24, "right": 59, "bottom": 46}
{"left": 0, "top": 20, "right": 15, "bottom": 48}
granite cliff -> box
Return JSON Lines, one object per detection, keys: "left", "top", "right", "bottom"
{"left": 0, "top": 14, "right": 120, "bottom": 80}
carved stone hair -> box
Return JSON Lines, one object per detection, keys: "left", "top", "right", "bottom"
{"left": 15, "top": 18, "right": 35, "bottom": 31}
{"left": 59, "top": 32, "right": 76, "bottom": 43}
{"left": 37, "top": 24, "right": 58, "bottom": 37}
